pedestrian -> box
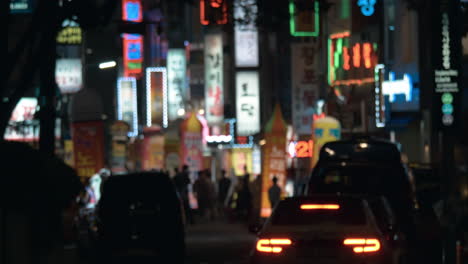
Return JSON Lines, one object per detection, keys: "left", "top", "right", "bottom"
{"left": 249, "top": 174, "right": 262, "bottom": 226}
{"left": 268, "top": 176, "right": 281, "bottom": 209}
{"left": 173, "top": 165, "right": 193, "bottom": 224}
{"left": 217, "top": 169, "right": 231, "bottom": 218}
{"left": 193, "top": 170, "right": 216, "bottom": 221}
{"left": 236, "top": 170, "right": 252, "bottom": 222}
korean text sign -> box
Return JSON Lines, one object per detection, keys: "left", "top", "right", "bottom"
{"left": 204, "top": 34, "right": 224, "bottom": 125}
{"left": 234, "top": 0, "right": 259, "bottom": 67}
{"left": 167, "top": 49, "right": 187, "bottom": 121}
{"left": 55, "top": 59, "right": 83, "bottom": 94}
{"left": 236, "top": 71, "right": 260, "bottom": 136}
{"left": 72, "top": 121, "right": 105, "bottom": 178}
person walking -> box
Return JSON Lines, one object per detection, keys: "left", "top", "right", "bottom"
{"left": 217, "top": 170, "right": 231, "bottom": 218}
{"left": 193, "top": 170, "right": 216, "bottom": 221}
{"left": 173, "top": 165, "right": 193, "bottom": 224}
{"left": 236, "top": 171, "right": 252, "bottom": 222}
{"left": 268, "top": 176, "right": 281, "bottom": 209}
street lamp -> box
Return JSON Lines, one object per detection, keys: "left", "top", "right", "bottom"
{"left": 98, "top": 60, "right": 117, "bottom": 69}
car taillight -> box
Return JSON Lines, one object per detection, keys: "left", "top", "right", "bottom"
{"left": 343, "top": 238, "right": 381, "bottom": 253}
{"left": 256, "top": 238, "right": 292, "bottom": 253}
{"left": 300, "top": 204, "right": 340, "bottom": 210}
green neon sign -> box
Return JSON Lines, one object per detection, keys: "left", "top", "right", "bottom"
{"left": 441, "top": 93, "right": 453, "bottom": 104}
{"left": 289, "top": 0, "right": 320, "bottom": 37}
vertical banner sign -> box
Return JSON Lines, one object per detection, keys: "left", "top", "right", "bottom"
{"left": 291, "top": 43, "right": 320, "bottom": 135}
{"left": 122, "top": 0, "right": 143, "bottom": 78}
{"left": 167, "top": 49, "right": 187, "bottom": 121}
{"left": 234, "top": 0, "right": 259, "bottom": 67}
{"left": 181, "top": 113, "right": 204, "bottom": 174}
{"left": 117, "top": 77, "right": 139, "bottom": 137}
{"left": 375, "top": 64, "right": 385, "bottom": 127}
{"left": 261, "top": 104, "right": 287, "bottom": 218}
{"left": 146, "top": 67, "right": 168, "bottom": 128}
{"left": 432, "top": 0, "right": 461, "bottom": 129}
{"left": 110, "top": 121, "right": 129, "bottom": 174}
{"left": 142, "top": 134, "right": 165, "bottom": 171}
{"left": 204, "top": 34, "right": 224, "bottom": 125}
{"left": 55, "top": 59, "right": 83, "bottom": 94}
{"left": 72, "top": 121, "right": 105, "bottom": 178}
{"left": 236, "top": 71, "right": 260, "bottom": 135}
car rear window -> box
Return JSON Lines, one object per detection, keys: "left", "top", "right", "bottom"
{"left": 271, "top": 199, "right": 367, "bottom": 226}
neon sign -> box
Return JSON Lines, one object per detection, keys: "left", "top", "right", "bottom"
{"left": 328, "top": 31, "right": 378, "bottom": 86}
{"left": 357, "top": 0, "right": 377, "bottom": 17}
{"left": 123, "top": 34, "right": 143, "bottom": 78}
{"left": 289, "top": 0, "right": 319, "bottom": 37}
{"left": 288, "top": 140, "right": 314, "bottom": 158}
{"left": 122, "top": 0, "right": 142, "bottom": 22}
{"left": 382, "top": 72, "right": 413, "bottom": 103}
{"left": 200, "top": 0, "right": 228, "bottom": 25}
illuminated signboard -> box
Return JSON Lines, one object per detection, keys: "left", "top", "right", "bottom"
{"left": 328, "top": 31, "right": 378, "bottom": 86}
{"left": 10, "top": 0, "right": 33, "bottom": 13}
{"left": 374, "top": 64, "right": 385, "bottom": 128}
{"left": 291, "top": 43, "right": 319, "bottom": 135}
{"left": 358, "top": 0, "right": 377, "bottom": 16}
{"left": 167, "top": 49, "right": 187, "bottom": 122}
{"left": 122, "top": 0, "right": 143, "bottom": 22}
{"left": 288, "top": 140, "right": 314, "bottom": 158}
{"left": 4, "top": 98, "right": 38, "bottom": 141}
{"left": 234, "top": 0, "right": 259, "bottom": 67}
{"left": 55, "top": 59, "right": 82, "bottom": 94}
{"left": 146, "top": 67, "right": 168, "bottom": 128}
{"left": 236, "top": 71, "right": 260, "bottom": 136}
{"left": 432, "top": 1, "right": 461, "bottom": 129}
{"left": 57, "top": 19, "right": 82, "bottom": 45}
{"left": 204, "top": 34, "right": 224, "bottom": 125}
{"left": 200, "top": 0, "right": 228, "bottom": 25}
{"left": 123, "top": 34, "right": 143, "bottom": 78}
{"left": 289, "top": 0, "right": 319, "bottom": 37}
{"left": 382, "top": 72, "right": 413, "bottom": 103}
{"left": 117, "top": 77, "right": 138, "bottom": 137}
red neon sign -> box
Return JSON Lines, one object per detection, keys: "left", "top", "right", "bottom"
{"left": 200, "top": 0, "right": 228, "bottom": 25}
{"left": 288, "top": 140, "right": 314, "bottom": 158}
{"left": 123, "top": 34, "right": 143, "bottom": 78}
{"left": 122, "top": 0, "right": 142, "bottom": 22}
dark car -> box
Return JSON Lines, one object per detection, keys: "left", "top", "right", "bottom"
{"left": 95, "top": 171, "right": 185, "bottom": 263}
{"left": 250, "top": 195, "right": 407, "bottom": 264}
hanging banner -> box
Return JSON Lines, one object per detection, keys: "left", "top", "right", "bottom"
{"left": 236, "top": 71, "right": 260, "bottom": 136}
{"left": 311, "top": 116, "right": 341, "bottom": 167}
{"left": 204, "top": 34, "right": 224, "bottom": 125}
{"left": 117, "top": 77, "right": 138, "bottom": 137}
{"left": 55, "top": 59, "right": 83, "bottom": 94}
{"left": 72, "top": 121, "right": 105, "bottom": 178}
{"left": 146, "top": 67, "right": 167, "bottom": 128}
{"left": 180, "top": 113, "right": 204, "bottom": 176}
{"left": 291, "top": 43, "right": 320, "bottom": 135}
{"left": 234, "top": 0, "right": 259, "bottom": 67}
{"left": 261, "top": 104, "right": 287, "bottom": 218}
{"left": 167, "top": 49, "right": 187, "bottom": 121}
{"left": 110, "top": 121, "right": 129, "bottom": 174}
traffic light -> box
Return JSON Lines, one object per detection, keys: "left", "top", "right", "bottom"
{"left": 200, "top": 0, "right": 228, "bottom": 25}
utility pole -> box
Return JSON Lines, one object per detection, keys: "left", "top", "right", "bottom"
{"left": 39, "top": 0, "right": 59, "bottom": 156}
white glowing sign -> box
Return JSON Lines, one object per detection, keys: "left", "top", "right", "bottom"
{"left": 117, "top": 77, "right": 138, "bottom": 137}
{"left": 234, "top": 0, "right": 259, "bottom": 67}
{"left": 4, "top": 98, "right": 38, "bottom": 140}
{"left": 236, "top": 71, "right": 260, "bottom": 136}
{"left": 55, "top": 58, "right": 82, "bottom": 94}
{"left": 382, "top": 72, "right": 413, "bottom": 103}
{"left": 204, "top": 34, "right": 224, "bottom": 125}
{"left": 167, "top": 49, "right": 186, "bottom": 121}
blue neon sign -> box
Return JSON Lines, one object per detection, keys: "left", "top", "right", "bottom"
{"left": 357, "top": 0, "right": 376, "bottom": 16}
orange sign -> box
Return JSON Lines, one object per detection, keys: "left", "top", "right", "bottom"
{"left": 288, "top": 140, "right": 314, "bottom": 158}
{"left": 72, "top": 121, "right": 105, "bottom": 178}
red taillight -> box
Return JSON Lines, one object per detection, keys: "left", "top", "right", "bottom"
{"left": 343, "top": 238, "right": 381, "bottom": 253}
{"left": 300, "top": 204, "right": 340, "bottom": 210}
{"left": 256, "top": 238, "right": 292, "bottom": 253}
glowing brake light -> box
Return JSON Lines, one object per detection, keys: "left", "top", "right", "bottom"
{"left": 256, "top": 238, "right": 292, "bottom": 253}
{"left": 343, "top": 238, "right": 381, "bottom": 253}
{"left": 300, "top": 204, "right": 340, "bottom": 210}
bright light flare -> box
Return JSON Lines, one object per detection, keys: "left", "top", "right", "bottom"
{"left": 256, "top": 238, "right": 292, "bottom": 254}
{"left": 300, "top": 204, "right": 340, "bottom": 210}
{"left": 99, "top": 61, "right": 117, "bottom": 69}
{"left": 343, "top": 238, "right": 381, "bottom": 253}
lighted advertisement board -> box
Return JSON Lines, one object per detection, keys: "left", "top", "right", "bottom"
{"left": 4, "top": 98, "right": 38, "bottom": 141}
{"left": 236, "top": 71, "right": 260, "bottom": 136}
{"left": 10, "top": 0, "right": 33, "bottom": 13}
{"left": 167, "top": 49, "right": 187, "bottom": 121}
{"left": 122, "top": 0, "right": 142, "bottom": 22}
{"left": 117, "top": 77, "right": 138, "bottom": 137}
{"left": 56, "top": 19, "right": 82, "bottom": 45}
{"left": 291, "top": 43, "right": 320, "bottom": 135}
{"left": 234, "top": 0, "right": 259, "bottom": 67}
{"left": 122, "top": 0, "right": 143, "bottom": 78}
{"left": 328, "top": 31, "right": 378, "bottom": 86}
{"left": 204, "top": 34, "right": 224, "bottom": 125}
{"left": 200, "top": 0, "right": 228, "bottom": 25}
{"left": 289, "top": 0, "right": 319, "bottom": 37}
{"left": 146, "top": 67, "right": 168, "bottom": 128}
{"left": 55, "top": 59, "right": 82, "bottom": 94}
